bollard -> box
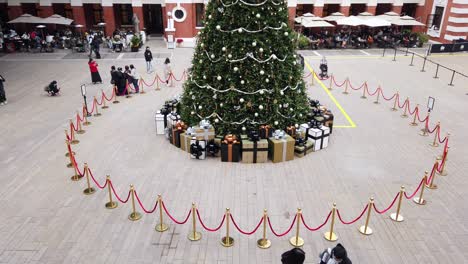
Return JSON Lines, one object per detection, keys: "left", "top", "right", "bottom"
{"left": 434, "top": 64, "right": 440, "bottom": 79}
{"left": 257, "top": 209, "right": 271, "bottom": 249}
{"left": 105, "top": 175, "right": 118, "bottom": 209}
{"left": 430, "top": 122, "right": 440, "bottom": 147}
{"left": 401, "top": 97, "right": 409, "bottom": 118}
{"left": 155, "top": 195, "right": 169, "bottom": 232}
{"left": 373, "top": 87, "right": 380, "bottom": 104}
{"left": 342, "top": 78, "right": 349, "bottom": 94}
{"left": 83, "top": 163, "right": 96, "bottom": 195}
{"left": 101, "top": 90, "right": 109, "bottom": 109}
{"left": 66, "top": 140, "right": 74, "bottom": 168}
{"left": 391, "top": 92, "right": 399, "bottom": 111}
{"left": 448, "top": 71, "right": 456, "bottom": 86}
{"left": 128, "top": 185, "right": 142, "bottom": 221}
{"left": 358, "top": 198, "right": 374, "bottom": 235}
{"left": 392, "top": 48, "right": 397, "bottom": 61}
{"left": 421, "top": 57, "right": 427, "bottom": 72}
{"left": 93, "top": 97, "right": 101, "bottom": 117}
{"left": 390, "top": 186, "right": 405, "bottom": 222}
{"left": 289, "top": 208, "right": 304, "bottom": 247}
{"left": 409, "top": 53, "right": 415, "bottom": 66}
{"left": 113, "top": 86, "right": 120, "bottom": 104}
{"left": 413, "top": 172, "right": 428, "bottom": 205}
{"left": 188, "top": 203, "right": 202, "bottom": 241}
{"left": 410, "top": 104, "right": 419, "bottom": 126}
{"left": 221, "top": 208, "right": 234, "bottom": 247}
{"left": 328, "top": 74, "right": 333, "bottom": 90}
{"left": 324, "top": 203, "right": 338, "bottom": 241}
{"left": 426, "top": 162, "right": 439, "bottom": 190}
{"left": 82, "top": 105, "right": 91, "bottom": 126}
{"left": 360, "top": 82, "right": 367, "bottom": 99}
{"left": 74, "top": 117, "right": 85, "bottom": 135}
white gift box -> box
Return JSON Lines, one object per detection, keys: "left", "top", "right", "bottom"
{"left": 308, "top": 125, "right": 330, "bottom": 151}
{"left": 155, "top": 111, "right": 166, "bottom": 135}
{"left": 166, "top": 112, "right": 181, "bottom": 128}
{"left": 190, "top": 138, "right": 206, "bottom": 160}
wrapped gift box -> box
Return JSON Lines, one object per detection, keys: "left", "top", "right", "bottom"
{"left": 268, "top": 130, "right": 295, "bottom": 163}
{"left": 169, "top": 122, "right": 186, "bottom": 148}
{"left": 286, "top": 126, "right": 297, "bottom": 138}
{"left": 194, "top": 126, "right": 215, "bottom": 141}
{"left": 214, "top": 135, "right": 224, "bottom": 147}
{"left": 206, "top": 140, "right": 220, "bottom": 157}
{"left": 155, "top": 111, "right": 166, "bottom": 135}
{"left": 180, "top": 127, "right": 196, "bottom": 152}
{"left": 294, "top": 138, "right": 314, "bottom": 157}
{"left": 242, "top": 137, "right": 268, "bottom": 163}
{"left": 308, "top": 125, "right": 330, "bottom": 151}
{"left": 166, "top": 112, "right": 181, "bottom": 128}
{"left": 259, "top": 125, "right": 273, "bottom": 139}
{"left": 190, "top": 138, "right": 206, "bottom": 160}
{"left": 322, "top": 111, "right": 334, "bottom": 134}
{"left": 300, "top": 123, "right": 311, "bottom": 139}
{"left": 221, "top": 135, "right": 241, "bottom": 162}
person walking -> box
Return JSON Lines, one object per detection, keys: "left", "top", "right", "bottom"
{"left": 0, "top": 74, "right": 7, "bottom": 105}
{"left": 319, "top": 243, "right": 352, "bottom": 264}
{"left": 144, "top": 46, "right": 153, "bottom": 73}
{"left": 164, "top": 58, "right": 174, "bottom": 87}
{"left": 129, "top": 64, "right": 140, "bottom": 93}
{"left": 88, "top": 58, "right": 102, "bottom": 84}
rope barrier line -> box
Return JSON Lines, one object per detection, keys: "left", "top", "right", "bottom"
{"left": 397, "top": 97, "right": 408, "bottom": 109}
{"left": 267, "top": 215, "right": 297, "bottom": 237}
{"left": 372, "top": 193, "right": 400, "bottom": 214}
{"left": 381, "top": 90, "right": 397, "bottom": 101}
{"left": 161, "top": 201, "right": 192, "bottom": 224}
{"left": 196, "top": 209, "right": 226, "bottom": 232}
{"left": 416, "top": 110, "right": 428, "bottom": 123}
{"left": 331, "top": 76, "right": 347, "bottom": 87}
{"left": 404, "top": 178, "right": 425, "bottom": 199}
{"left": 109, "top": 181, "right": 131, "bottom": 203}
{"left": 134, "top": 191, "right": 159, "bottom": 214}
{"left": 71, "top": 154, "right": 84, "bottom": 176}
{"left": 348, "top": 79, "right": 367, "bottom": 91}
{"left": 300, "top": 211, "right": 332, "bottom": 231}
{"left": 336, "top": 205, "right": 369, "bottom": 225}
{"left": 366, "top": 85, "right": 380, "bottom": 97}
{"left": 230, "top": 214, "right": 264, "bottom": 235}
{"left": 426, "top": 162, "right": 439, "bottom": 184}
{"left": 427, "top": 124, "right": 440, "bottom": 134}
{"left": 87, "top": 168, "right": 108, "bottom": 189}
{"left": 102, "top": 89, "right": 114, "bottom": 102}
{"left": 70, "top": 121, "right": 78, "bottom": 133}
{"left": 86, "top": 98, "right": 96, "bottom": 115}
{"left": 408, "top": 104, "right": 418, "bottom": 115}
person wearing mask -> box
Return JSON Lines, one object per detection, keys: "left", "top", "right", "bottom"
{"left": 129, "top": 64, "right": 140, "bottom": 93}
{"left": 144, "top": 46, "right": 153, "bottom": 73}
{"left": 88, "top": 58, "right": 102, "bottom": 84}
{"left": 0, "top": 74, "right": 7, "bottom": 105}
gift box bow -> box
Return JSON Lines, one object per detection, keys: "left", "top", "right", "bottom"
{"left": 273, "top": 130, "right": 286, "bottom": 139}
{"left": 186, "top": 127, "right": 196, "bottom": 135}
{"left": 248, "top": 131, "right": 260, "bottom": 142}
{"left": 223, "top": 134, "right": 239, "bottom": 144}
{"left": 160, "top": 107, "right": 171, "bottom": 115}
{"left": 175, "top": 121, "right": 187, "bottom": 130}
{"left": 199, "top": 119, "right": 212, "bottom": 129}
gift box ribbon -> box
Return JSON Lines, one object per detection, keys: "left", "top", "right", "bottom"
{"left": 223, "top": 134, "right": 239, "bottom": 162}
{"left": 309, "top": 127, "right": 330, "bottom": 149}
{"left": 243, "top": 141, "right": 268, "bottom": 163}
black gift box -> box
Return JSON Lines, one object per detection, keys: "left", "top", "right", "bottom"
{"left": 221, "top": 141, "right": 241, "bottom": 162}
{"left": 259, "top": 125, "right": 273, "bottom": 139}
{"left": 169, "top": 128, "right": 183, "bottom": 148}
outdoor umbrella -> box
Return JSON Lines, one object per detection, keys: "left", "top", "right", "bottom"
{"left": 357, "top": 12, "right": 375, "bottom": 19}
{"left": 294, "top": 12, "right": 316, "bottom": 23}
{"left": 43, "top": 14, "right": 74, "bottom": 25}
{"left": 336, "top": 16, "right": 366, "bottom": 26}
{"left": 7, "top": 14, "right": 44, "bottom": 24}
{"left": 323, "top": 12, "right": 346, "bottom": 22}
{"left": 377, "top": 11, "right": 401, "bottom": 22}
{"left": 392, "top": 15, "right": 425, "bottom": 26}
{"left": 302, "top": 20, "right": 335, "bottom": 28}
{"left": 363, "top": 17, "right": 391, "bottom": 27}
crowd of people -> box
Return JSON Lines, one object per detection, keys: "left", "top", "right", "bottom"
{"left": 281, "top": 243, "right": 352, "bottom": 264}
{"left": 303, "top": 28, "right": 424, "bottom": 50}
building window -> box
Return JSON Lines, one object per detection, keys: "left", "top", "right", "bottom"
{"left": 120, "top": 4, "right": 133, "bottom": 25}
{"left": 195, "top": 3, "right": 205, "bottom": 27}
{"left": 172, "top": 6, "right": 187, "bottom": 22}
{"left": 432, "top": 6, "right": 444, "bottom": 30}
{"left": 92, "top": 4, "right": 103, "bottom": 24}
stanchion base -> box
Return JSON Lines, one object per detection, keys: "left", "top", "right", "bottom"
{"left": 126, "top": 95, "right": 132, "bottom": 98}
{"left": 257, "top": 238, "right": 271, "bottom": 249}
{"left": 155, "top": 223, "right": 169, "bottom": 232}
{"left": 76, "top": 130, "right": 86, "bottom": 134}
{"left": 83, "top": 187, "right": 96, "bottom": 195}
{"left": 323, "top": 232, "right": 338, "bottom": 241}
{"left": 430, "top": 143, "right": 439, "bottom": 147}
{"left": 289, "top": 236, "right": 304, "bottom": 247}
{"left": 140, "top": 91, "right": 146, "bottom": 94}
{"left": 426, "top": 184, "right": 438, "bottom": 190}
{"left": 410, "top": 122, "right": 418, "bottom": 126}
{"left": 128, "top": 212, "right": 142, "bottom": 221}
{"left": 390, "top": 213, "right": 404, "bottom": 222}
{"left": 358, "top": 226, "right": 373, "bottom": 235}
{"left": 102, "top": 106, "right": 109, "bottom": 109}
{"left": 439, "top": 170, "right": 447, "bottom": 176}
{"left": 391, "top": 108, "right": 397, "bottom": 111}
{"left": 105, "top": 201, "right": 118, "bottom": 209}
{"left": 113, "top": 101, "right": 120, "bottom": 104}
{"left": 221, "top": 236, "right": 234, "bottom": 247}
{"left": 70, "top": 140, "right": 80, "bottom": 145}
{"left": 373, "top": 101, "right": 380, "bottom": 104}
{"left": 360, "top": 96, "right": 367, "bottom": 99}
{"left": 67, "top": 163, "right": 73, "bottom": 168}
{"left": 401, "top": 114, "right": 408, "bottom": 118}
{"left": 342, "top": 92, "right": 349, "bottom": 95}
{"left": 419, "top": 132, "right": 429, "bottom": 137}
{"left": 71, "top": 174, "right": 83, "bottom": 181}
{"left": 413, "top": 197, "right": 426, "bottom": 205}
{"left": 65, "top": 151, "right": 75, "bottom": 157}
{"left": 188, "top": 231, "right": 202, "bottom": 241}
{"left": 94, "top": 113, "right": 102, "bottom": 117}
{"left": 83, "top": 122, "right": 91, "bottom": 126}
{"left": 328, "top": 88, "right": 333, "bottom": 91}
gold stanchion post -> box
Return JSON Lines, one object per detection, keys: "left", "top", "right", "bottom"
{"left": 324, "top": 203, "right": 338, "bottom": 241}
{"left": 390, "top": 186, "right": 405, "bottom": 222}
{"left": 66, "top": 129, "right": 79, "bottom": 145}
{"left": 82, "top": 105, "right": 91, "bottom": 126}
{"left": 105, "top": 175, "right": 118, "bottom": 209}
{"left": 401, "top": 97, "right": 409, "bottom": 118}
{"left": 70, "top": 156, "right": 82, "bottom": 181}
{"left": 101, "top": 90, "right": 109, "bottom": 109}
{"left": 358, "top": 198, "right": 374, "bottom": 235}
{"left": 419, "top": 112, "right": 430, "bottom": 136}
{"left": 156, "top": 75, "right": 160, "bottom": 90}
{"left": 128, "top": 185, "right": 142, "bottom": 221}
{"left": 155, "top": 195, "right": 169, "bottom": 232}
{"left": 66, "top": 140, "right": 74, "bottom": 168}
{"left": 328, "top": 74, "right": 333, "bottom": 90}
{"left": 310, "top": 71, "right": 314, "bottom": 86}
{"left": 413, "top": 172, "right": 428, "bottom": 205}
{"left": 188, "top": 203, "right": 202, "bottom": 241}
{"left": 113, "top": 86, "right": 120, "bottom": 104}
{"left": 65, "top": 139, "right": 75, "bottom": 157}
{"left": 360, "top": 82, "right": 367, "bottom": 99}
{"left": 437, "top": 146, "right": 449, "bottom": 176}
{"left": 410, "top": 104, "right": 419, "bottom": 126}
{"left": 140, "top": 79, "right": 146, "bottom": 94}
{"left": 289, "top": 208, "right": 304, "bottom": 247}
{"left": 257, "top": 209, "right": 271, "bottom": 249}
{"left": 221, "top": 208, "right": 234, "bottom": 247}
{"left": 93, "top": 97, "right": 101, "bottom": 117}
{"left": 391, "top": 92, "right": 399, "bottom": 111}
{"left": 83, "top": 163, "right": 96, "bottom": 195}
{"left": 430, "top": 122, "right": 440, "bottom": 147}
{"left": 342, "top": 78, "right": 349, "bottom": 94}
{"left": 126, "top": 81, "right": 132, "bottom": 98}
{"left": 74, "top": 117, "right": 85, "bottom": 135}
{"left": 373, "top": 87, "right": 380, "bottom": 104}
{"left": 426, "top": 162, "right": 439, "bottom": 189}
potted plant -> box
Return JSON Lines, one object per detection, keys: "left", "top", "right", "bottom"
{"left": 415, "top": 32, "right": 430, "bottom": 47}
{"left": 130, "top": 35, "right": 141, "bottom": 52}
{"left": 176, "top": 38, "right": 184, "bottom": 47}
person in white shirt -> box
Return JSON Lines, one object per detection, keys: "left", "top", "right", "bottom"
{"left": 164, "top": 58, "right": 174, "bottom": 87}
{"left": 129, "top": 64, "right": 140, "bottom": 93}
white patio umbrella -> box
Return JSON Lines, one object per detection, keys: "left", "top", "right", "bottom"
{"left": 358, "top": 12, "right": 375, "bottom": 19}
{"left": 392, "top": 15, "right": 425, "bottom": 26}
{"left": 7, "top": 14, "right": 45, "bottom": 24}
{"left": 336, "top": 16, "right": 366, "bottom": 26}
{"left": 363, "top": 17, "right": 391, "bottom": 27}
{"left": 302, "top": 20, "right": 335, "bottom": 28}
{"left": 377, "top": 11, "right": 401, "bottom": 22}
{"left": 323, "top": 12, "right": 346, "bottom": 22}
{"left": 294, "top": 12, "right": 316, "bottom": 23}
{"left": 43, "top": 14, "right": 74, "bottom": 25}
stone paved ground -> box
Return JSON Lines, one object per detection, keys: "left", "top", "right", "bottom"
{"left": 0, "top": 40, "right": 467, "bottom": 264}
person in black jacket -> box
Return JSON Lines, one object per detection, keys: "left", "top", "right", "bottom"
{"left": 115, "top": 67, "right": 126, "bottom": 96}
{"left": 0, "top": 74, "right": 6, "bottom": 105}
{"left": 144, "top": 46, "right": 153, "bottom": 73}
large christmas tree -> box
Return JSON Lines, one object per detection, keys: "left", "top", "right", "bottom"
{"left": 180, "top": 0, "right": 310, "bottom": 135}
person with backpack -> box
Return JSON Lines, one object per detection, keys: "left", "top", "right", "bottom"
{"left": 281, "top": 248, "right": 305, "bottom": 264}
{"left": 144, "top": 46, "right": 153, "bottom": 73}
{"left": 319, "top": 243, "right": 352, "bottom": 264}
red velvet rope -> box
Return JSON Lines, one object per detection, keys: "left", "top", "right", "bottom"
{"left": 77, "top": 111, "right": 84, "bottom": 122}
{"left": 71, "top": 155, "right": 83, "bottom": 176}
{"left": 397, "top": 97, "right": 408, "bottom": 109}
{"left": 426, "top": 162, "right": 439, "bottom": 184}
{"left": 404, "top": 178, "right": 425, "bottom": 199}
{"left": 303, "top": 72, "right": 312, "bottom": 79}
{"left": 161, "top": 201, "right": 191, "bottom": 224}
{"left": 366, "top": 85, "right": 380, "bottom": 96}
{"left": 437, "top": 131, "right": 447, "bottom": 144}
{"left": 109, "top": 181, "right": 131, "bottom": 203}
{"left": 102, "top": 89, "right": 114, "bottom": 102}
{"left": 86, "top": 98, "right": 96, "bottom": 114}
{"left": 171, "top": 71, "right": 186, "bottom": 82}
{"left": 372, "top": 193, "right": 400, "bottom": 214}
{"left": 230, "top": 214, "right": 263, "bottom": 235}
{"left": 87, "top": 168, "right": 108, "bottom": 189}
{"left": 95, "top": 96, "right": 104, "bottom": 106}
{"left": 336, "top": 204, "right": 369, "bottom": 225}
{"left": 196, "top": 209, "right": 226, "bottom": 232}
{"left": 134, "top": 191, "right": 159, "bottom": 214}
{"left": 267, "top": 215, "right": 297, "bottom": 237}
{"left": 348, "top": 80, "right": 366, "bottom": 91}
{"left": 141, "top": 76, "right": 157, "bottom": 87}
{"left": 332, "top": 76, "right": 347, "bottom": 87}
{"left": 157, "top": 75, "right": 168, "bottom": 83}
{"left": 65, "top": 130, "right": 71, "bottom": 141}
{"left": 381, "top": 91, "right": 397, "bottom": 101}
{"left": 416, "top": 111, "right": 428, "bottom": 123}
{"left": 70, "top": 121, "right": 78, "bottom": 133}
{"left": 408, "top": 104, "right": 418, "bottom": 115}
{"left": 300, "top": 211, "right": 332, "bottom": 231}
{"left": 427, "top": 124, "right": 440, "bottom": 134}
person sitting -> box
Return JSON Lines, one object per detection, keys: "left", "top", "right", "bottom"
{"left": 319, "top": 243, "right": 352, "bottom": 264}
{"left": 45, "top": 80, "right": 60, "bottom": 96}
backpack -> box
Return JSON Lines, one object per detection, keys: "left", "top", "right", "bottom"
{"left": 319, "top": 248, "right": 333, "bottom": 264}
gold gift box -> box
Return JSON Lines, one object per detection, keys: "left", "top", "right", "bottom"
{"left": 180, "top": 133, "right": 196, "bottom": 152}
{"left": 242, "top": 139, "right": 268, "bottom": 163}
{"left": 194, "top": 126, "right": 215, "bottom": 141}
{"left": 294, "top": 139, "right": 314, "bottom": 158}
{"left": 268, "top": 134, "right": 295, "bottom": 163}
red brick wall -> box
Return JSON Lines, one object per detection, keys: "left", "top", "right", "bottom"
{"left": 37, "top": 5, "right": 54, "bottom": 18}
{"left": 288, "top": 7, "right": 296, "bottom": 27}
{"left": 8, "top": 5, "right": 23, "bottom": 20}
{"left": 314, "top": 6, "right": 323, "bottom": 17}
{"left": 72, "top": 6, "right": 86, "bottom": 31}
{"left": 391, "top": 5, "right": 402, "bottom": 14}
{"left": 340, "top": 6, "right": 350, "bottom": 16}
{"left": 103, "top": 6, "right": 116, "bottom": 36}
{"left": 366, "top": 5, "right": 376, "bottom": 15}
{"left": 132, "top": 6, "right": 145, "bottom": 32}
{"left": 165, "top": 3, "right": 195, "bottom": 38}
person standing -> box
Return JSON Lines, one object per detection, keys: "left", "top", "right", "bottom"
{"left": 129, "top": 64, "right": 140, "bottom": 93}
{"left": 115, "top": 67, "right": 126, "bottom": 96}
{"left": 124, "top": 65, "right": 133, "bottom": 93}
{"left": 88, "top": 58, "right": 102, "bottom": 84}
{"left": 319, "top": 243, "right": 352, "bottom": 264}
{"left": 0, "top": 74, "right": 7, "bottom": 105}
{"left": 144, "top": 46, "right": 153, "bottom": 73}
{"left": 164, "top": 58, "right": 174, "bottom": 87}
{"left": 92, "top": 37, "right": 101, "bottom": 59}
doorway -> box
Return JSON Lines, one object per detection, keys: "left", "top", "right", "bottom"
{"left": 143, "top": 4, "right": 163, "bottom": 35}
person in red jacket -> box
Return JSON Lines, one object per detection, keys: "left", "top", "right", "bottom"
{"left": 88, "top": 58, "right": 102, "bottom": 84}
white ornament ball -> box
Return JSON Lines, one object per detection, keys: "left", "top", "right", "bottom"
{"left": 197, "top": 32, "right": 201, "bottom": 35}
{"left": 256, "top": 13, "right": 261, "bottom": 18}
{"left": 272, "top": 54, "right": 277, "bottom": 59}
{"left": 220, "top": 103, "right": 224, "bottom": 107}
{"left": 274, "top": 121, "right": 279, "bottom": 125}
{"left": 239, "top": 98, "right": 245, "bottom": 103}
{"left": 198, "top": 105, "right": 202, "bottom": 109}
{"left": 217, "top": 76, "right": 222, "bottom": 81}
{"left": 216, "top": 25, "right": 221, "bottom": 30}
{"left": 203, "top": 75, "right": 206, "bottom": 79}
{"left": 293, "top": 54, "right": 297, "bottom": 58}
{"left": 299, "top": 113, "right": 303, "bottom": 117}
{"left": 208, "top": 15, "right": 212, "bottom": 19}
{"left": 259, "top": 105, "right": 264, "bottom": 110}
{"left": 234, "top": 67, "right": 239, "bottom": 72}
{"left": 222, "top": 47, "right": 226, "bottom": 52}
{"left": 191, "top": 111, "right": 195, "bottom": 115}
{"left": 215, "top": 118, "right": 219, "bottom": 123}
{"left": 284, "top": 32, "right": 289, "bottom": 36}
{"left": 241, "top": 80, "right": 245, "bottom": 85}
{"left": 290, "top": 108, "right": 293, "bottom": 111}
{"left": 279, "top": 104, "right": 282, "bottom": 108}
{"left": 254, "top": 112, "right": 259, "bottom": 117}
{"left": 265, "top": 78, "right": 269, "bottom": 83}
{"left": 201, "top": 43, "right": 204, "bottom": 47}
{"left": 259, "top": 90, "right": 264, "bottom": 95}
{"left": 280, "top": 91, "right": 284, "bottom": 95}
{"left": 192, "top": 95, "right": 196, "bottom": 99}
{"left": 228, "top": 54, "right": 232, "bottom": 59}
{"left": 199, "top": 59, "right": 203, "bottom": 64}
{"left": 295, "top": 123, "right": 299, "bottom": 128}
{"left": 211, "top": 54, "right": 215, "bottom": 59}
{"left": 259, "top": 48, "right": 264, "bottom": 53}
{"left": 252, "top": 42, "right": 257, "bottom": 47}
{"left": 260, "top": 70, "right": 265, "bottom": 75}
{"left": 238, "top": 28, "right": 243, "bottom": 33}
{"left": 293, "top": 61, "right": 297, "bottom": 65}
{"left": 242, "top": 126, "right": 246, "bottom": 131}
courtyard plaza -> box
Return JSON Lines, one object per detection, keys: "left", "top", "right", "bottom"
{"left": 0, "top": 39, "right": 467, "bottom": 263}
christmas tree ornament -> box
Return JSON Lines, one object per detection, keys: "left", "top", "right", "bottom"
{"left": 216, "top": 25, "right": 221, "bottom": 30}
{"left": 217, "top": 76, "right": 222, "bottom": 80}
{"left": 198, "top": 105, "right": 203, "bottom": 109}
{"left": 208, "top": 15, "right": 212, "bottom": 19}
{"left": 211, "top": 54, "right": 215, "bottom": 58}
{"left": 239, "top": 98, "right": 245, "bottom": 103}
{"left": 299, "top": 113, "right": 303, "bottom": 117}
{"left": 260, "top": 70, "right": 265, "bottom": 75}
{"left": 274, "top": 121, "right": 279, "bottom": 125}
{"left": 192, "top": 95, "right": 196, "bottom": 99}
{"left": 228, "top": 54, "right": 233, "bottom": 58}
{"left": 284, "top": 32, "right": 289, "bottom": 36}
{"left": 295, "top": 123, "right": 299, "bottom": 128}
{"left": 252, "top": 42, "right": 257, "bottom": 47}
{"left": 234, "top": 67, "right": 239, "bottom": 72}
{"left": 254, "top": 112, "right": 259, "bottom": 117}
{"left": 215, "top": 118, "right": 219, "bottom": 123}
{"left": 280, "top": 91, "right": 284, "bottom": 95}
{"left": 241, "top": 80, "right": 245, "bottom": 85}
{"left": 279, "top": 104, "right": 282, "bottom": 108}
{"left": 191, "top": 111, "right": 195, "bottom": 115}
{"left": 238, "top": 28, "right": 243, "bottom": 33}
{"left": 201, "top": 43, "right": 204, "bottom": 47}
{"left": 203, "top": 75, "right": 207, "bottom": 79}
{"left": 220, "top": 103, "right": 224, "bottom": 107}
{"left": 256, "top": 13, "right": 261, "bottom": 18}
{"left": 259, "top": 105, "right": 264, "bottom": 110}
{"left": 222, "top": 47, "right": 226, "bottom": 51}
{"left": 259, "top": 48, "right": 264, "bottom": 53}
{"left": 242, "top": 126, "right": 246, "bottom": 131}
{"left": 265, "top": 78, "right": 269, "bottom": 83}
{"left": 273, "top": 99, "right": 278, "bottom": 104}
{"left": 199, "top": 59, "right": 203, "bottom": 63}
{"left": 272, "top": 54, "right": 277, "bottom": 59}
